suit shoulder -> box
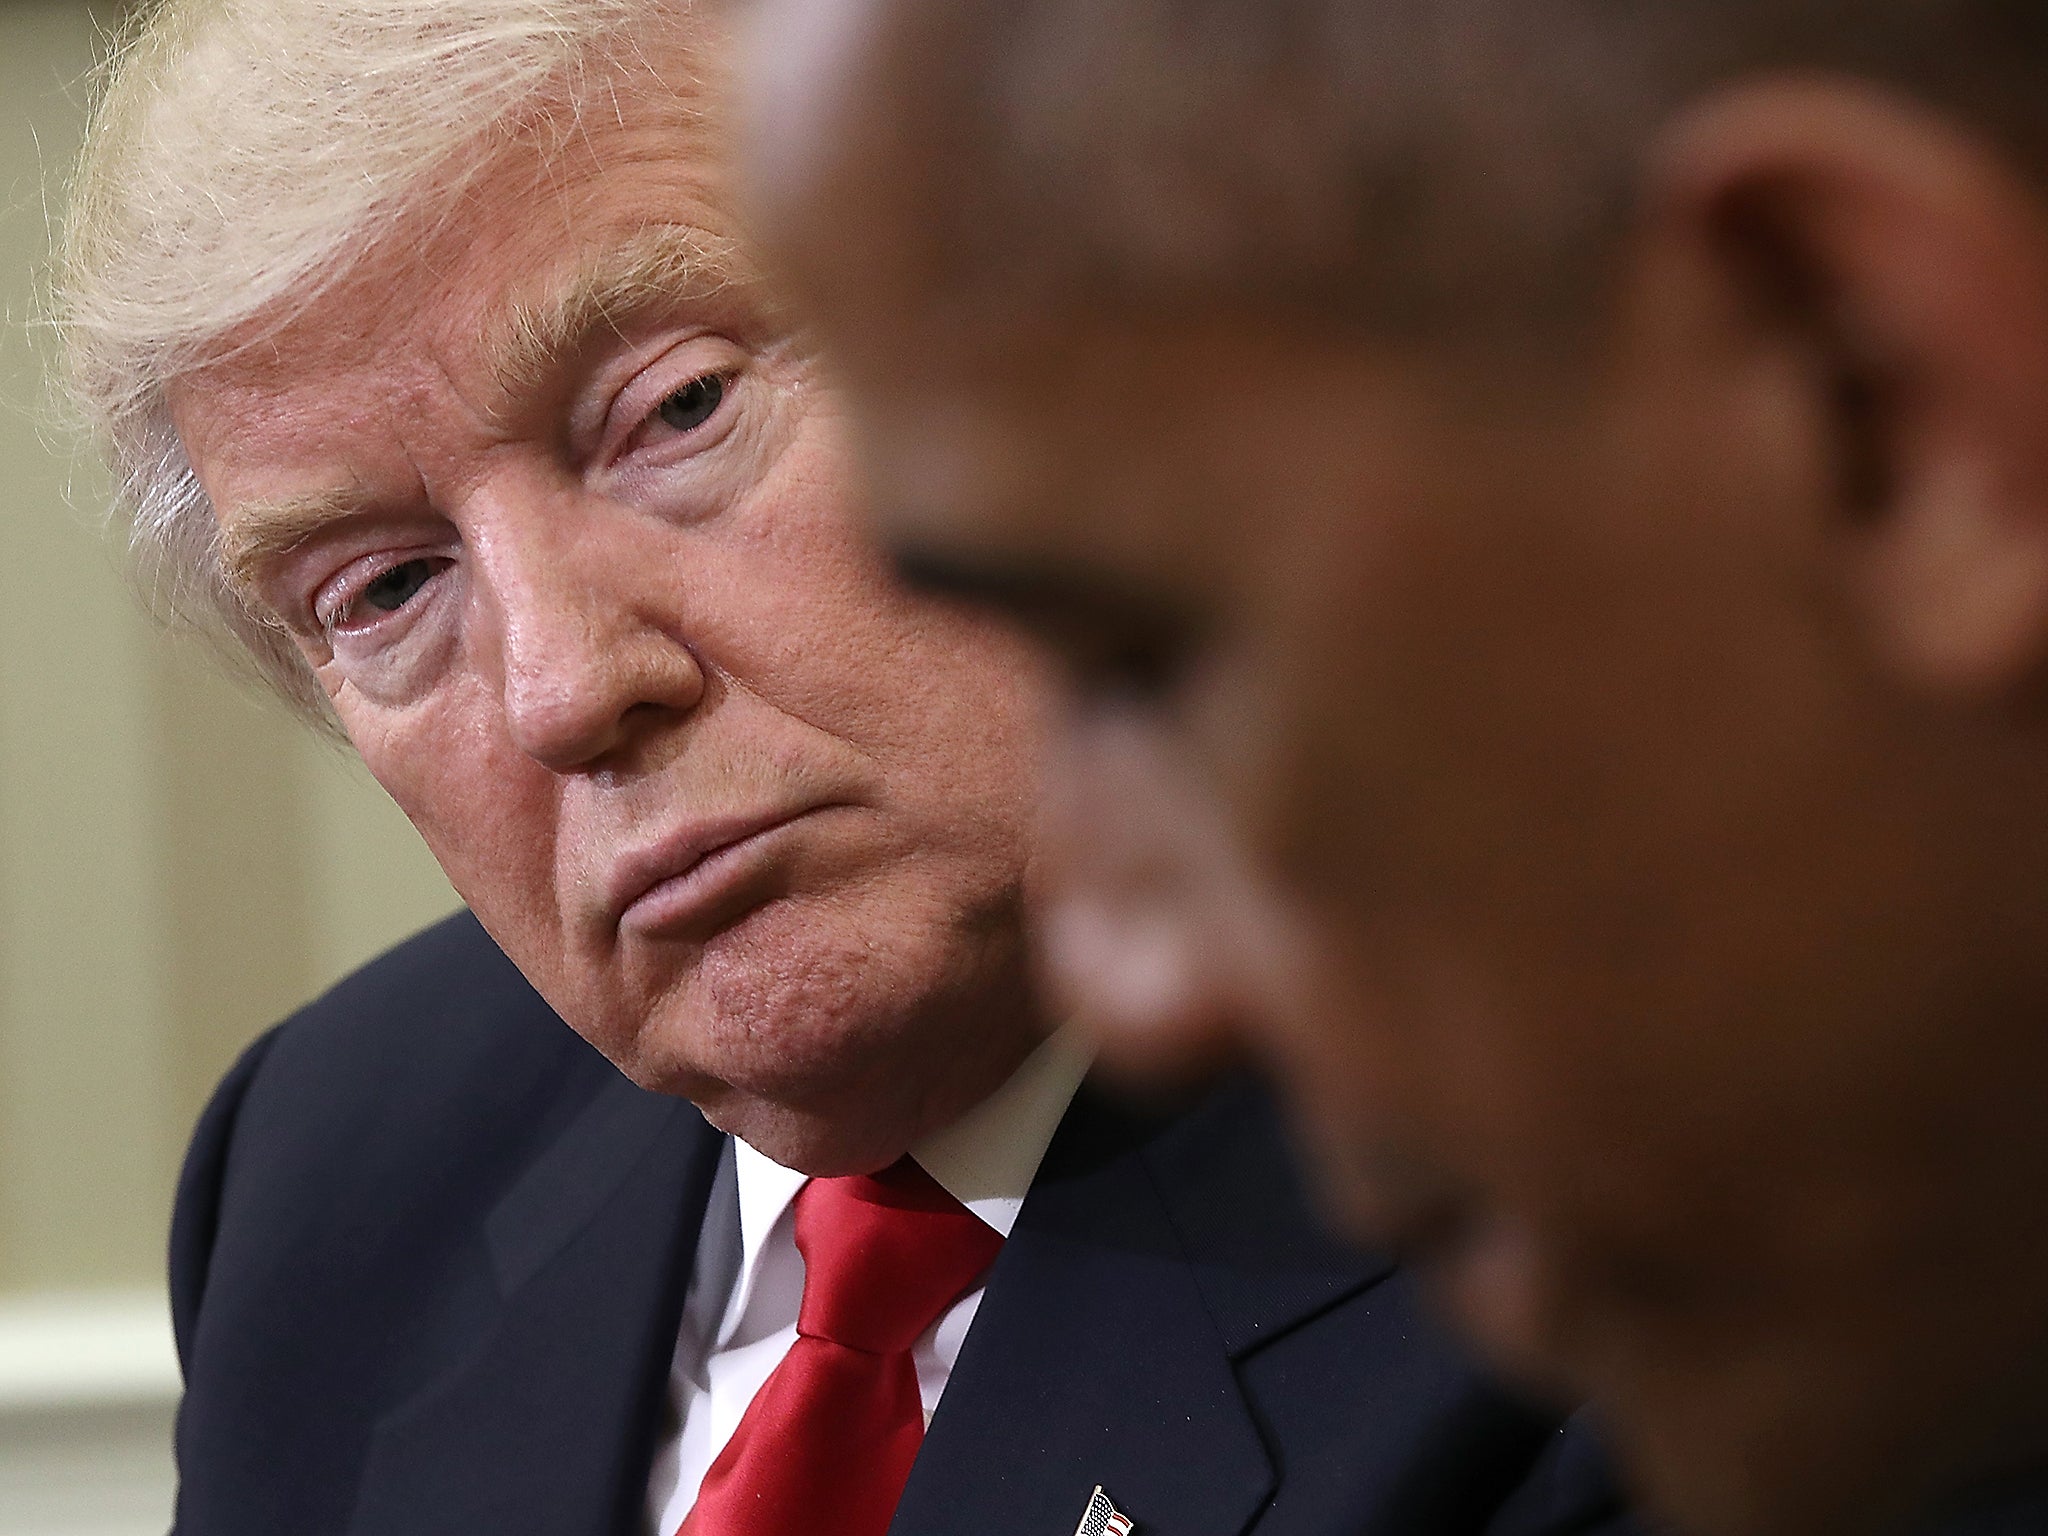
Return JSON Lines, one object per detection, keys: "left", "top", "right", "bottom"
{"left": 253, "top": 909, "right": 592, "bottom": 1107}
{"left": 169, "top": 915, "right": 712, "bottom": 1535}
{"left": 207, "top": 909, "right": 618, "bottom": 1224}
{"left": 273, "top": 907, "right": 553, "bottom": 1060}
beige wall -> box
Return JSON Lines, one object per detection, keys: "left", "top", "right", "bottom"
{"left": 0, "top": 0, "right": 461, "bottom": 1296}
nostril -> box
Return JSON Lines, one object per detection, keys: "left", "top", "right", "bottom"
{"left": 619, "top": 696, "right": 686, "bottom": 736}
{"left": 504, "top": 686, "right": 618, "bottom": 769}
{"left": 501, "top": 640, "right": 709, "bottom": 771}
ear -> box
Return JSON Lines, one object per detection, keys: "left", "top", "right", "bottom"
{"left": 1652, "top": 78, "right": 2048, "bottom": 700}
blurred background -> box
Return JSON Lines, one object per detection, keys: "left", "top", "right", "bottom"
{"left": 1, "top": 1, "right": 462, "bottom": 1527}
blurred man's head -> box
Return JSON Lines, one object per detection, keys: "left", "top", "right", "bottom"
{"left": 57, "top": 0, "right": 1055, "bottom": 1177}
{"left": 744, "top": 2, "right": 2048, "bottom": 1531}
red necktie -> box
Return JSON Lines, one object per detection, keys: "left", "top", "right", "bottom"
{"left": 678, "top": 1158, "right": 1004, "bottom": 1536}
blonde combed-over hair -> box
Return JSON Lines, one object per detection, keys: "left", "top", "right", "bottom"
{"left": 57, "top": 0, "right": 667, "bottom": 720}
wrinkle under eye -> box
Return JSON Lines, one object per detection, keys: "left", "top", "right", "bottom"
{"left": 658, "top": 373, "right": 726, "bottom": 433}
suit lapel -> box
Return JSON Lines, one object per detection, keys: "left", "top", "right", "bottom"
{"left": 891, "top": 1081, "right": 1389, "bottom": 1536}
{"left": 1137, "top": 1081, "right": 1396, "bottom": 1359}
{"left": 346, "top": 1072, "right": 724, "bottom": 1536}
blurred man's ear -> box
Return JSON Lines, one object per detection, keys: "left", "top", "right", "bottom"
{"left": 1655, "top": 78, "right": 2048, "bottom": 701}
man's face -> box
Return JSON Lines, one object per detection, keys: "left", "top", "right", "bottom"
{"left": 798, "top": 309, "right": 2048, "bottom": 1532}
{"left": 743, "top": 46, "right": 2048, "bottom": 1535}
{"left": 168, "top": 47, "right": 1053, "bottom": 1176}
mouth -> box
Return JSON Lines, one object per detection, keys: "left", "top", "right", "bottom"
{"left": 609, "top": 805, "right": 837, "bottom": 940}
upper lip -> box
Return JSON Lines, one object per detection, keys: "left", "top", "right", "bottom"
{"left": 604, "top": 805, "right": 817, "bottom": 927}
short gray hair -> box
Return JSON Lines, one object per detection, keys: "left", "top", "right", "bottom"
{"left": 56, "top": 0, "right": 687, "bottom": 719}
{"left": 864, "top": 0, "right": 2048, "bottom": 339}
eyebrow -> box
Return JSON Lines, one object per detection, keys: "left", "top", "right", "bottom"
{"left": 486, "top": 224, "right": 769, "bottom": 404}
{"left": 216, "top": 228, "right": 770, "bottom": 609}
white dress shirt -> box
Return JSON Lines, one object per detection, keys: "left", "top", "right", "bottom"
{"left": 645, "top": 1027, "right": 1093, "bottom": 1536}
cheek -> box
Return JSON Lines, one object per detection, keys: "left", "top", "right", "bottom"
{"left": 716, "top": 449, "right": 999, "bottom": 736}
{"left": 1168, "top": 618, "right": 1555, "bottom": 1182}
{"left": 884, "top": 614, "right": 1051, "bottom": 833}
{"left": 740, "top": 476, "right": 1054, "bottom": 844}
{"left": 339, "top": 693, "right": 564, "bottom": 932}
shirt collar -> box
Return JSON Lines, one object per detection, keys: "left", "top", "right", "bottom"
{"left": 729, "top": 1022, "right": 1092, "bottom": 1304}
{"left": 910, "top": 1022, "right": 1093, "bottom": 1237}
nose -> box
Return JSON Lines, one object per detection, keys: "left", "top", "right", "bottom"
{"left": 1036, "top": 705, "right": 1278, "bottom": 1079}
{"left": 476, "top": 506, "right": 707, "bottom": 771}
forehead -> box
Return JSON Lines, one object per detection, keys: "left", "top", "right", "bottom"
{"left": 166, "top": 50, "right": 782, "bottom": 583}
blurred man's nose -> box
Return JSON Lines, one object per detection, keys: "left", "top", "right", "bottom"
{"left": 1036, "top": 706, "right": 1255, "bottom": 1079}
{"left": 473, "top": 497, "right": 707, "bottom": 771}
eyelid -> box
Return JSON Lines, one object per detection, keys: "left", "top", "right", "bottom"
{"left": 312, "top": 547, "right": 447, "bottom": 634}
{"left": 893, "top": 548, "right": 1207, "bottom": 703}
{"left": 595, "top": 334, "right": 746, "bottom": 470}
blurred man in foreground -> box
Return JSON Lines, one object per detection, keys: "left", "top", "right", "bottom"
{"left": 54, "top": 0, "right": 1631, "bottom": 1532}
{"left": 743, "top": 3, "right": 2048, "bottom": 1534}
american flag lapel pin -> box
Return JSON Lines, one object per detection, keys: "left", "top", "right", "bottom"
{"left": 1071, "top": 1485, "right": 1135, "bottom": 1536}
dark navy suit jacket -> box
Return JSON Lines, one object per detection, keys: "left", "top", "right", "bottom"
{"left": 169, "top": 911, "right": 1631, "bottom": 1536}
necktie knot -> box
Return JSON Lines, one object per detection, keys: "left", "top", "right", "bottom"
{"left": 678, "top": 1156, "right": 1006, "bottom": 1536}
{"left": 794, "top": 1157, "right": 1003, "bottom": 1354}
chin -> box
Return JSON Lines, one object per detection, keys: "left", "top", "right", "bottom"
{"left": 600, "top": 886, "right": 1041, "bottom": 1173}
{"left": 599, "top": 1010, "right": 939, "bottom": 1177}
{"left": 692, "top": 1091, "right": 923, "bottom": 1177}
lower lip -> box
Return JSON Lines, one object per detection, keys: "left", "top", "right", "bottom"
{"left": 618, "top": 812, "right": 818, "bottom": 939}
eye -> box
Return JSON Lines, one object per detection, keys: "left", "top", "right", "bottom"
{"left": 599, "top": 344, "right": 750, "bottom": 474}
{"left": 362, "top": 559, "right": 436, "bottom": 614}
{"left": 891, "top": 544, "right": 1206, "bottom": 704}
{"left": 656, "top": 372, "right": 727, "bottom": 435}
{"left": 315, "top": 554, "right": 450, "bottom": 634}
